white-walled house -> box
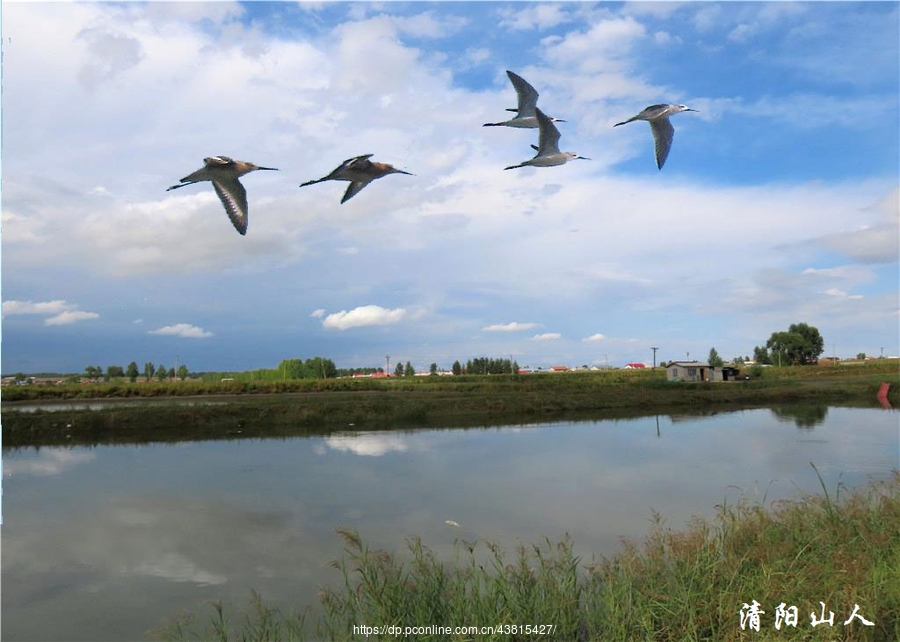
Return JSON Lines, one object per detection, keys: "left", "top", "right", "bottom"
{"left": 666, "top": 361, "right": 741, "bottom": 382}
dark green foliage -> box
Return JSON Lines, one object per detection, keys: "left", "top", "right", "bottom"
{"left": 764, "top": 322, "right": 825, "bottom": 366}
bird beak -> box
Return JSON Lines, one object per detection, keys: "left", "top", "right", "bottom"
{"left": 258, "top": 166, "right": 279, "bottom": 171}
{"left": 578, "top": 156, "right": 591, "bottom": 160}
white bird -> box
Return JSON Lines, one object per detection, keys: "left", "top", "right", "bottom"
{"left": 504, "top": 108, "right": 590, "bottom": 170}
{"left": 299, "top": 154, "right": 413, "bottom": 204}
{"left": 614, "top": 104, "right": 697, "bottom": 170}
{"left": 166, "top": 156, "right": 278, "bottom": 235}
{"left": 484, "top": 70, "right": 565, "bottom": 128}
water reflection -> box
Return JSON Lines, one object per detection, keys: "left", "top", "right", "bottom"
{"left": 770, "top": 404, "right": 829, "bottom": 428}
{"left": 320, "top": 432, "right": 411, "bottom": 457}
{"left": 2, "top": 406, "right": 897, "bottom": 642}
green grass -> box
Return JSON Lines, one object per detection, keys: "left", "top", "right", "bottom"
{"left": 4, "top": 360, "right": 897, "bottom": 403}
{"left": 4, "top": 363, "right": 897, "bottom": 449}
{"left": 155, "top": 470, "right": 899, "bottom": 641}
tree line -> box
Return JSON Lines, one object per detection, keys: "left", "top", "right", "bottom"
{"left": 79, "top": 323, "right": 831, "bottom": 387}
{"left": 83, "top": 362, "right": 190, "bottom": 382}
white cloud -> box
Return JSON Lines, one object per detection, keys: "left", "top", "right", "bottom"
{"left": 310, "top": 309, "right": 325, "bottom": 318}
{"left": 148, "top": 323, "right": 213, "bottom": 339}
{"left": 482, "top": 322, "right": 539, "bottom": 333}
{"left": 824, "top": 288, "right": 863, "bottom": 300}
{"left": 498, "top": 4, "right": 570, "bottom": 31}
{"left": 323, "top": 305, "right": 406, "bottom": 330}
{"left": 531, "top": 333, "right": 562, "bottom": 341}
{"left": 3, "top": 299, "right": 99, "bottom": 326}
{"left": 728, "top": 23, "right": 758, "bottom": 43}
{"left": 3, "top": 299, "right": 71, "bottom": 316}
{"left": 45, "top": 310, "right": 100, "bottom": 326}
{"left": 583, "top": 333, "right": 606, "bottom": 342}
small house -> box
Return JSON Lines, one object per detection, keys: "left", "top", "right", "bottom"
{"left": 667, "top": 361, "right": 742, "bottom": 382}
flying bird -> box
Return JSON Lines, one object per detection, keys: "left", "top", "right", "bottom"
{"left": 299, "top": 154, "right": 412, "bottom": 203}
{"left": 504, "top": 108, "right": 590, "bottom": 170}
{"left": 166, "top": 156, "right": 278, "bottom": 235}
{"left": 614, "top": 104, "right": 697, "bottom": 170}
{"left": 484, "top": 70, "right": 565, "bottom": 128}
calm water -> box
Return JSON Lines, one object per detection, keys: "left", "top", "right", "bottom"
{"left": 2, "top": 406, "right": 897, "bottom": 641}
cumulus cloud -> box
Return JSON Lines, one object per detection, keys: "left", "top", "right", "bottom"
{"left": 583, "top": 333, "right": 606, "bottom": 342}
{"left": 45, "top": 310, "right": 100, "bottom": 326}
{"left": 482, "top": 322, "right": 539, "bottom": 333}
{"left": 3, "top": 299, "right": 99, "bottom": 326}
{"left": 498, "top": 4, "right": 570, "bottom": 31}
{"left": 531, "top": 333, "right": 562, "bottom": 341}
{"left": 322, "top": 305, "right": 406, "bottom": 330}
{"left": 148, "top": 323, "right": 213, "bottom": 339}
{"left": 310, "top": 309, "right": 325, "bottom": 318}
{"left": 3, "top": 299, "right": 71, "bottom": 316}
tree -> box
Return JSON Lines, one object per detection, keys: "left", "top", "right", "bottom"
{"left": 707, "top": 348, "right": 724, "bottom": 368}
{"left": 404, "top": 361, "right": 415, "bottom": 377}
{"left": 765, "top": 323, "right": 824, "bottom": 366}
{"left": 394, "top": 362, "right": 404, "bottom": 377}
{"left": 143, "top": 362, "right": 155, "bottom": 381}
{"left": 155, "top": 364, "right": 168, "bottom": 381}
{"left": 788, "top": 323, "right": 824, "bottom": 364}
{"left": 752, "top": 345, "right": 771, "bottom": 365}
{"left": 452, "top": 360, "right": 462, "bottom": 376}
{"left": 126, "top": 362, "right": 139, "bottom": 382}
{"left": 84, "top": 365, "right": 102, "bottom": 380}
{"left": 106, "top": 365, "right": 125, "bottom": 381}
{"left": 429, "top": 362, "right": 438, "bottom": 376}
{"left": 167, "top": 367, "right": 176, "bottom": 379}
{"left": 176, "top": 365, "right": 189, "bottom": 380}
{"left": 857, "top": 352, "right": 866, "bottom": 361}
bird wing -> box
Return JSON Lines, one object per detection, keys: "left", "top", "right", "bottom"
{"left": 345, "top": 154, "right": 374, "bottom": 167}
{"left": 650, "top": 117, "right": 675, "bottom": 170}
{"left": 535, "top": 108, "right": 561, "bottom": 155}
{"left": 506, "top": 70, "right": 539, "bottom": 117}
{"left": 204, "top": 156, "right": 235, "bottom": 167}
{"left": 341, "top": 180, "right": 370, "bottom": 204}
{"left": 213, "top": 179, "right": 249, "bottom": 235}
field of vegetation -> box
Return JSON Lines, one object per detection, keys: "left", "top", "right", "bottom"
{"left": 154, "top": 469, "right": 899, "bottom": 641}
{"left": 3, "top": 361, "right": 896, "bottom": 449}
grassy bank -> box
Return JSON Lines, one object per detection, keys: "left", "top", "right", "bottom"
{"left": 3, "top": 361, "right": 898, "bottom": 402}
{"left": 155, "top": 469, "right": 900, "bottom": 641}
{"left": 2, "top": 375, "right": 900, "bottom": 449}
{"left": 3, "top": 364, "right": 896, "bottom": 449}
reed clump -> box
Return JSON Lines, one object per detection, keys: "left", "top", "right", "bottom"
{"left": 156, "top": 471, "right": 899, "bottom": 641}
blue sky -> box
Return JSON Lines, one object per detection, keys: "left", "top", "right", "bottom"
{"left": 1, "top": 1, "right": 898, "bottom": 374}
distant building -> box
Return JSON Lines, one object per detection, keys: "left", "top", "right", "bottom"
{"left": 549, "top": 365, "right": 569, "bottom": 372}
{"left": 624, "top": 362, "right": 646, "bottom": 369}
{"left": 666, "top": 361, "right": 741, "bottom": 382}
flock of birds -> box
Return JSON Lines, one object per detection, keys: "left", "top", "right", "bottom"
{"left": 167, "top": 70, "right": 696, "bottom": 236}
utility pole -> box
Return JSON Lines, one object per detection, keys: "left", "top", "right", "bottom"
{"left": 651, "top": 346, "right": 658, "bottom": 368}
{"left": 385, "top": 354, "right": 390, "bottom": 375}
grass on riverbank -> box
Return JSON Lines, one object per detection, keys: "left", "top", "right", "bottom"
{"left": 4, "top": 360, "right": 898, "bottom": 403}
{"left": 156, "top": 469, "right": 899, "bottom": 641}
